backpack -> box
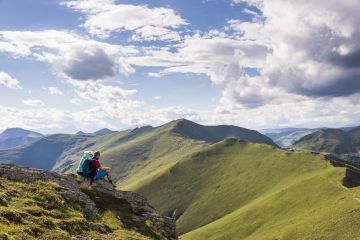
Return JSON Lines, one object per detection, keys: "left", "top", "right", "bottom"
{"left": 77, "top": 151, "right": 94, "bottom": 173}
{"left": 82, "top": 158, "right": 97, "bottom": 179}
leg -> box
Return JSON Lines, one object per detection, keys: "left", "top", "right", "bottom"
{"left": 106, "top": 169, "right": 112, "bottom": 181}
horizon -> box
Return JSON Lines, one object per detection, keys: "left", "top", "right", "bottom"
{"left": 1, "top": 0, "right": 360, "bottom": 133}
{"left": 0, "top": 118, "right": 358, "bottom": 135}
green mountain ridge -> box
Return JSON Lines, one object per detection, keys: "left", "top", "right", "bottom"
{"left": 1, "top": 120, "right": 359, "bottom": 239}
{"left": 0, "top": 119, "right": 275, "bottom": 182}
{"left": 293, "top": 128, "right": 360, "bottom": 162}
{"left": 129, "top": 138, "right": 360, "bottom": 239}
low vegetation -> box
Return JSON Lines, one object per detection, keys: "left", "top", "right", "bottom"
{"left": 128, "top": 138, "right": 360, "bottom": 239}
{"left": 0, "top": 177, "right": 160, "bottom": 240}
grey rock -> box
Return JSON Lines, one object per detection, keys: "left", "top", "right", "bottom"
{"left": 0, "top": 164, "right": 177, "bottom": 239}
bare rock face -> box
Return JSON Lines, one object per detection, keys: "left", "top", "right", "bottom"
{"left": 80, "top": 177, "right": 177, "bottom": 240}
{"left": 0, "top": 164, "right": 177, "bottom": 240}
{"left": 342, "top": 168, "right": 360, "bottom": 188}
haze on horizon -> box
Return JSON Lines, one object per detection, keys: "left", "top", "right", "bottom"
{"left": 0, "top": 0, "right": 360, "bottom": 134}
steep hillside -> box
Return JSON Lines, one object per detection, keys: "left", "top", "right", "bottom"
{"left": 0, "top": 119, "right": 275, "bottom": 188}
{"left": 0, "top": 164, "right": 176, "bottom": 240}
{"left": 0, "top": 128, "right": 43, "bottom": 149}
{"left": 293, "top": 128, "right": 360, "bottom": 156}
{"left": 127, "top": 139, "right": 360, "bottom": 239}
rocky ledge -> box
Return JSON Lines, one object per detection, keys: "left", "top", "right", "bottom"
{"left": 0, "top": 164, "right": 177, "bottom": 240}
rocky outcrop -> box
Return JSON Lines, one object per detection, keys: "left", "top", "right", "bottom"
{"left": 80, "top": 178, "right": 177, "bottom": 240}
{"left": 0, "top": 164, "right": 177, "bottom": 239}
{"left": 342, "top": 168, "right": 360, "bottom": 188}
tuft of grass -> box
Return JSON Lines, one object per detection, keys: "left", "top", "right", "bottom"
{"left": 0, "top": 176, "right": 161, "bottom": 239}
{"left": 81, "top": 185, "right": 162, "bottom": 239}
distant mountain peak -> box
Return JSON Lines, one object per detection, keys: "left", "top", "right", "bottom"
{"left": 75, "top": 128, "right": 116, "bottom": 137}
{"left": 0, "top": 128, "right": 43, "bottom": 149}
{"left": 93, "top": 128, "right": 115, "bottom": 136}
{"left": 166, "top": 119, "right": 277, "bottom": 146}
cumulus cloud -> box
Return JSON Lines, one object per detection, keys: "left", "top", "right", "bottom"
{"left": 0, "top": 72, "right": 22, "bottom": 89}
{"left": 1, "top": 0, "right": 360, "bottom": 130}
{"left": 0, "top": 30, "right": 137, "bottom": 81}
{"left": 128, "top": 0, "right": 360, "bottom": 108}
{"left": 229, "top": 0, "right": 360, "bottom": 98}
{"left": 47, "top": 87, "right": 64, "bottom": 96}
{"left": 22, "top": 99, "right": 45, "bottom": 107}
{"left": 58, "top": 47, "right": 116, "bottom": 80}
{"left": 0, "top": 105, "right": 70, "bottom": 131}
{"left": 62, "top": 0, "right": 187, "bottom": 41}
{"left": 68, "top": 80, "right": 142, "bottom": 119}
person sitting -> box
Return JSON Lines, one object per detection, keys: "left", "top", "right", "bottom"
{"left": 92, "top": 151, "right": 116, "bottom": 187}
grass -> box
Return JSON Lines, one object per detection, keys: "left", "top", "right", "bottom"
{"left": 126, "top": 138, "right": 360, "bottom": 239}
{"left": 0, "top": 177, "right": 162, "bottom": 239}
{"left": 293, "top": 128, "right": 359, "bottom": 155}
{"left": 1, "top": 119, "right": 275, "bottom": 190}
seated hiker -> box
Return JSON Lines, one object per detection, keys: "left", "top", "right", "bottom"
{"left": 92, "top": 151, "right": 116, "bottom": 187}
{"left": 76, "top": 150, "right": 94, "bottom": 176}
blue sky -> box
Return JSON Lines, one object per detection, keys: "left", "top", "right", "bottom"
{"left": 0, "top": 0, "right": 360, "bottom": 133}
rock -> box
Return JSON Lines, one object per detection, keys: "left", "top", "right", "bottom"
{"left": 79, "top": 177, "right": 178, "bottom": 240}
{"left": 0, "top": 164, "right": 177, "bottom": 239}
{"left": 0, "top": 164, "right": 97, "bottom": 220}
{"left": 342, "top": 168, "right": 360, "bottom": 188}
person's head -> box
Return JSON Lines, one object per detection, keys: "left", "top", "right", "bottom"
{"left": 94, "top": 151, "right": 100, "bottom": 160}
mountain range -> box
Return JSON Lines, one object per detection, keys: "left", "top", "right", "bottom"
{"left": 262, "top": 126, "right": 358, "bottom": 148}
{"left": 293, "top": 127, "right": 360, "bottom": 163}
{"left": 1, "top": 119, "right": 360, "bottom": 239}
{"left": 76, "top": 128, "right": 117, "bottom": 137}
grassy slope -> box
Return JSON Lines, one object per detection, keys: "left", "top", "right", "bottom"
{"left": 0, "top": 119, "right": 275, "bottom": 189}
{"left": 0, "top": 177, "right": 157, "bottom": 240}
{"left": 63, "top": 119, "right": 274, "bottom": 187}
{"left": 293, "top": 129, "right": 358, "bottom": 155}
{"left": 88, "top": 121, "right": 207, "bottom": 188}
{"left": 128, "top": 139, "right": 360, "bottom": 239}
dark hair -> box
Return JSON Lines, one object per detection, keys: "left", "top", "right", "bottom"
{"left": 94, "top": 151, "right": 100, "bottom": 158}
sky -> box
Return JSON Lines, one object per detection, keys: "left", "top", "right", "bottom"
{"left": 0, "top": 0, "right": 360, "bottom": 133}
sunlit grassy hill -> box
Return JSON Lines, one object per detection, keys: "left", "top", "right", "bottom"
{"left": 0, "top": 119, "right": 275, "bottom": 188}
{"left": 128, "top": 138, "right": 360, "bottom": 240}
{"left": 293, "top": 127, "right": 360, "bottom": 165}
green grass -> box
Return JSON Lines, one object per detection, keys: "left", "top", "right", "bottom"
{"left": 126, "top": 138, "right": 360, "bottom": 239}
{"left": 293, "top": 128, "right": 359, "bottom": 156}
{"left": 0, "top": 177, "right": 161, "bottom": 240}
{"left": 0, "top": 119, "right": 275, "bottom": 189}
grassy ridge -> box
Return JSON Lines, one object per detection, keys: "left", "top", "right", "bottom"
{"left": 128, "top": 139, "right": 360, "bottom": 239}
{"left": 293, "top": 128, "right": 358, "bottom": 155}
{"left": 0, "top": 177, "right": 155, "bottom": 240}
{"left": 0, "top": 119, "right": 275, "bottom": 182}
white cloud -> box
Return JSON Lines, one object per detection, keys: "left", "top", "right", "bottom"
{"left": 0, "top": 105, "right": 69, "bottom": 131}
{"left": 0, "top": 72, "right": 22, "bottom": 89}
{"left": 228, "top": 0, "right": 360, "bottom": 98}
{"left": 153, "top": 96, "right": 162, "bottom": 100}
{"left": 0, "top": 30, "right": 138, "bottom": 81}
{"left": 1, "top": 0, "right": 360, "bottom": 130}
{"left": 62, "top": 0, "right": 187, "bottom": 41}
{"left": 22, "top": 99, "right": 45, "bottom": 107}
{"left": 128, "top": 0, "right": 360, "bottom": 109}
{"left": 131, "top": 26, "right": 182, "bottom": 42}
{"left": 47, "top": 87, "right": 65, "bottom": 96}
{"left": 68, "top": 80, "right": 142, "bottom": 119}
